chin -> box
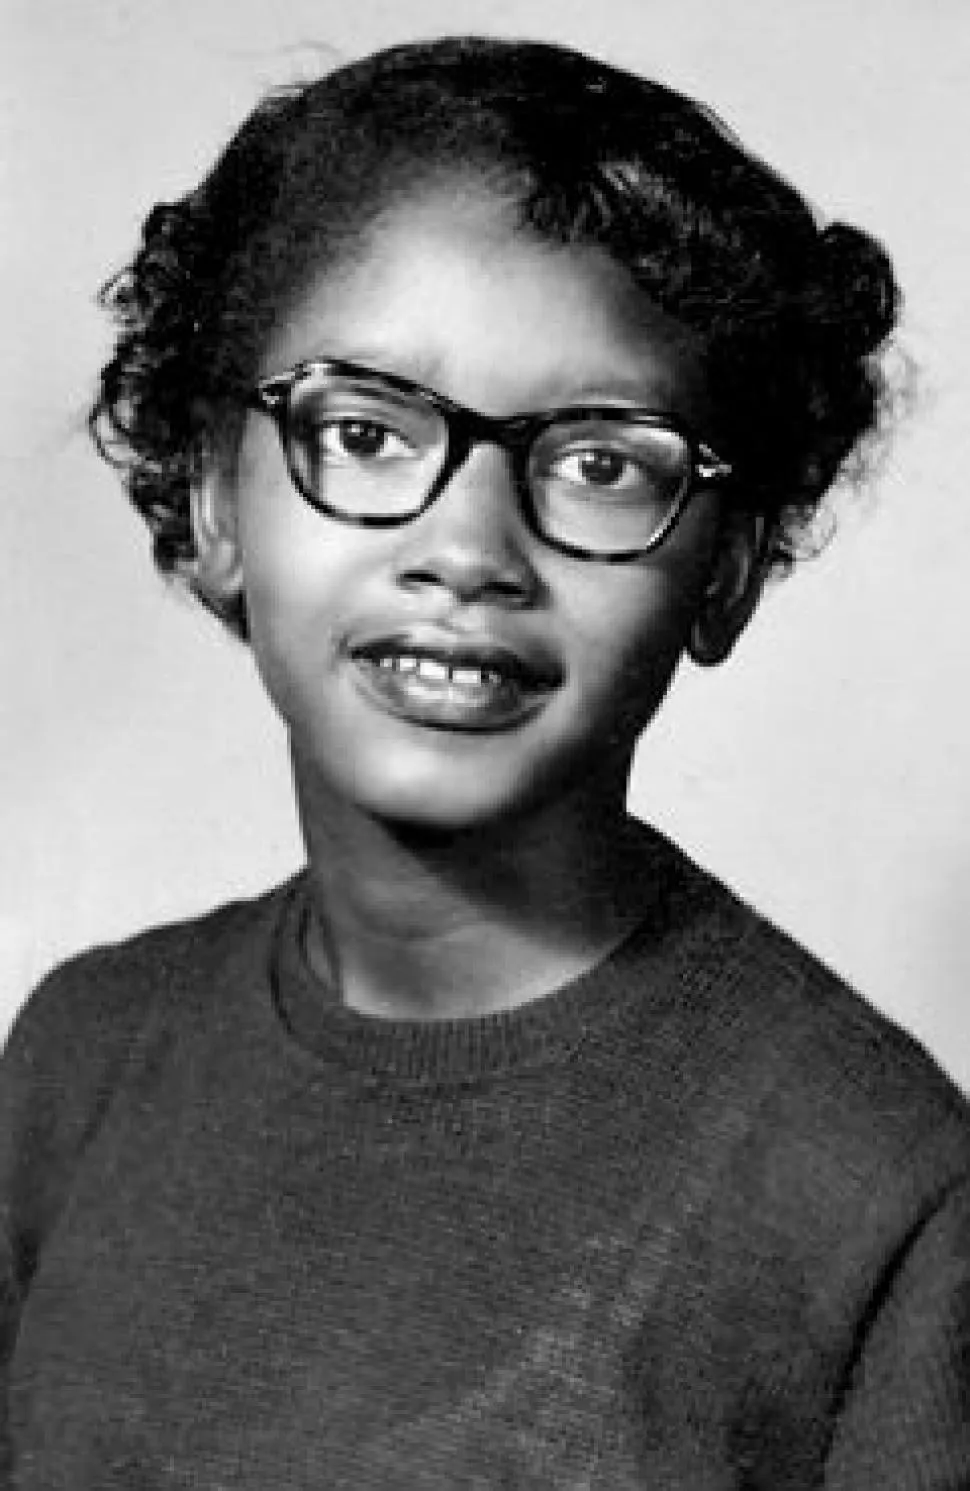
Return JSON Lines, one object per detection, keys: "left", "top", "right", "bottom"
{"left": 291, "top": 698, "right": 638, "bottom": 839}
{"left": 359, "top": 766, "right": 554, "bottom": 839}
{"left": 350, "top": 732, "right": 632, "bottom": 841}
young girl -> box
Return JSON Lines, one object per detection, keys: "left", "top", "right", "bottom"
{"left": 2, "top": 34, "right": 967, "bottom": 1489}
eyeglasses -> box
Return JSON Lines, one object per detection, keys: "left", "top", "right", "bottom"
{"left": 247, "top": 358, "right": 733, "bottom": 563}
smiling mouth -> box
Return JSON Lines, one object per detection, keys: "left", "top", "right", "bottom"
{"left": 349, "top": 641, "right": 557, "bottom": 730}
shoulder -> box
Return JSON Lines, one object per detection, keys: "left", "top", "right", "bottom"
{"left": 633, "top": 831, "right": 970, "bottom": 1203}
{"left": 0, "top": 877, "right": 300, "bottom": 1218}
{"left": 4, "top": 877, "right": 297, "bottom": 1071}
{"left": 611, "top": 834, "right": 970, "bottom": 1388}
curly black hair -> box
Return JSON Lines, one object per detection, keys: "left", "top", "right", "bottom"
{"left": 90, "top": 36, "right": 903, "bottom": 638}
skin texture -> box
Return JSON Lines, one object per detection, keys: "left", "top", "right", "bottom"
{"left": 190, "top": 191, "right": 764, "bottom": 1018}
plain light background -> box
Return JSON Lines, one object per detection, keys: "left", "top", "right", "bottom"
{"left": 1, "top": 0, "right": 968, "bottom": 1088}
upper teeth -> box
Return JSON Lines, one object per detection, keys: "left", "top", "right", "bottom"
{"left": 376, "top": 654, "right": 501, "bottom": 686}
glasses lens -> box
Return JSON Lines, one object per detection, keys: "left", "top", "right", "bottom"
{"left": 529, "top": 417, "right": 693, "bottom": 555}
{"left": 285, "top": 369, "right": 446, "bottom": 518}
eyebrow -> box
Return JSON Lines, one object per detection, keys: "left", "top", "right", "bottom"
{"left": 299, "top": 345, "right": 681, "bottom": 411}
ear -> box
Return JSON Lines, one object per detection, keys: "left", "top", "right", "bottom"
{"left": 183, "top": 467, "right": 244, "bottom": 609}
{"left": 688, "top": 510, "right": 768, "bottom": 668}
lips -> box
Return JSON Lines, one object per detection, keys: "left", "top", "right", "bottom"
{"left": 345, "top": 626, "right": 561, "bottom": 731}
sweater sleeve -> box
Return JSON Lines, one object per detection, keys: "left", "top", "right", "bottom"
{"left": 824, "top": 1171, "right": 970, "bottom": 1489}
{"left": 0, "top": 1216, "right": 21, "bottom": 1484}
{"left": 0, "top": 974, "right": 61, "bottom": 1479}
{"left": 0, "top": 947, "right": 160, "bottom": 1473}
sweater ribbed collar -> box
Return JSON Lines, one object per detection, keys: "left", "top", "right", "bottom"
{"left": 269, "top": 834, "right": 713, "bottom": 1087}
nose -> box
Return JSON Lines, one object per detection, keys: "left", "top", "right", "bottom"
{"left": 394, "top": 443, "right": 541, "bottom": 606}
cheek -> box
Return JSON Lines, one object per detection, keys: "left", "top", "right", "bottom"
{"left": 550, "top": 508, "right": 719, "bottom": 761}
{"left": 563, "top": 546, "right": 708, "bottom": 708}
{"left": 233, "top": 446, "right": 351, "bottom": 707}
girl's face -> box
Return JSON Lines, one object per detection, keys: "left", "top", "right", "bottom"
{"left": 200, "top": 192, "right": 757, "bottom": 833}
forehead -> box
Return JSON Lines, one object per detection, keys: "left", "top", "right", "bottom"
{"left": 261, "top": 191, "right": 713, "bottom": 421}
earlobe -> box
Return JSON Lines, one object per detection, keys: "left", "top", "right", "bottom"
{"left": 688, "top": 512, "right": 768, "bottom": 668}
{"left": 184, "top": 470, "right": 244, "bottom": 605}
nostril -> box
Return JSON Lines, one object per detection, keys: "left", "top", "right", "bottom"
{"left": 491, "top": 573, "right": 534, "bottom": 601}
{"left": 397, "top": 553, "right": 538, "bottom": 606}
{"left": 398, "top": 564, "right": 442, "bottom": 589}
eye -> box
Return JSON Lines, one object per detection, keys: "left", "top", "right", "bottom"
{"left": 313, "top": 418, "right": 417, "bottom": 464}
{"left": 549, "top": 445, "right": 647, "bottom": 492}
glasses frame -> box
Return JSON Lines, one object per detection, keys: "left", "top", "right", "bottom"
{"left": 247, "top": 357, "right": 734, "bottom": 563}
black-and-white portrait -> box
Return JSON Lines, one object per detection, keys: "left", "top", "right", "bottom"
{"left": 2, "top": 2, "right": 968, "bottom": 1485}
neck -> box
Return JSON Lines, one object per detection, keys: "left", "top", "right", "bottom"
{"left": 294, "top": 754, "right": 658, "bottom": 1021}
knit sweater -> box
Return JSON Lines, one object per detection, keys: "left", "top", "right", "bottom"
{"left": 2, "top": 838, "right": 969, "bottom": 1489}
